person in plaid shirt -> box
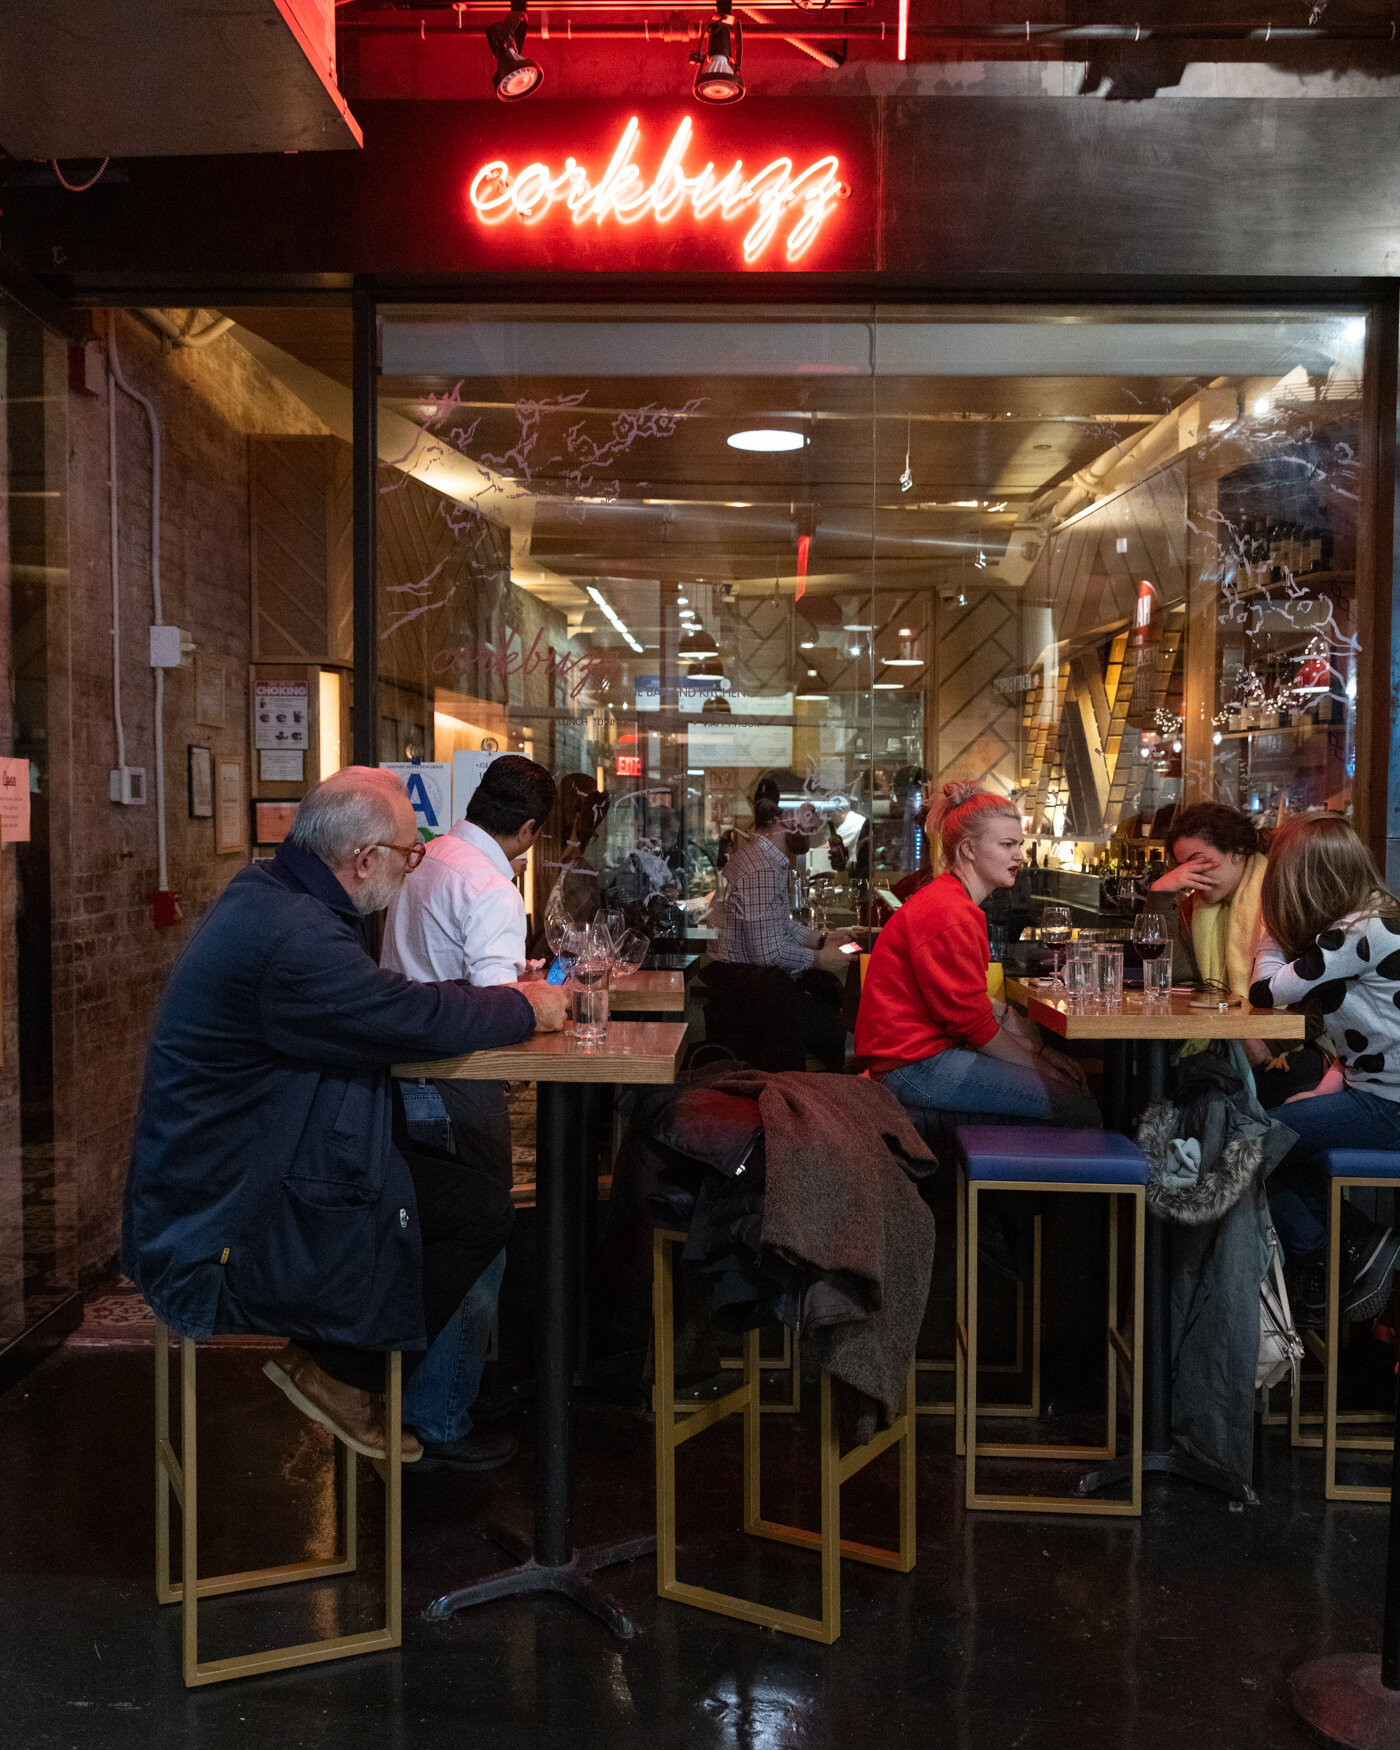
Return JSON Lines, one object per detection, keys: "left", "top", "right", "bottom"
{"left": 705, "top": 779, "right": 856, "bottom": 1069}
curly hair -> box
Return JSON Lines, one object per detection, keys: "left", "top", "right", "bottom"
{"left": 1165, "top": 802, "right": 1262, "bottom": 862}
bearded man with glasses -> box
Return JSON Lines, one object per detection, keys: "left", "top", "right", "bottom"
{"left": 123, "top": 766, "right": 566, "bottom": 1463}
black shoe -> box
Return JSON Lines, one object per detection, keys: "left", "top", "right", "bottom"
{"left": 1339, "top": 1211, "right": 1400, "bottom": 1323}
{"left": 1286, "top": 1263, "right": 1326, "bottom": 1332}
{"left": 410, "top": 1427, "right": 519, "bottom": 1473}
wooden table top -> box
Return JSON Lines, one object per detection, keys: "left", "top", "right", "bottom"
{"left": 395, "top": 1020, "right": 689, "bottom": 1085}
{"left": 1005, "top": 977, "right": 1307, "bottom": 1042}
{"left": 608, "top": 970, "right": 685, "bottom": 1013}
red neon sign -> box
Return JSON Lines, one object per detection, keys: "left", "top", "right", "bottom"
{"left": 468, "top": 114, "right": 848, "bottom": 265}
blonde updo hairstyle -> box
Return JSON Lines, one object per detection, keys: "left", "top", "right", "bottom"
{"left": 929, "top": 780, "right": 1021, "bottom": 874}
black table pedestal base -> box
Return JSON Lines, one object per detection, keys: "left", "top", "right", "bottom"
{"left": 425, "top": 1526, "right": 657, "bottom": 1638}
{"left": 1289, "top": 1655, "right": 1400, "bottom": 1750}
{"left": 1075, "top": 1447, "right": 1258, "bottom": 1505}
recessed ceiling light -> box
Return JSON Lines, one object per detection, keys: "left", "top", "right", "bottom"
{"left": 677, "top": 596, "right": 689, "bottom": 605}
{"left": 799, "top": 640, "right": 815, "bottom": 649}
{"left": 726, "top": 429, "right": 804, "bottom": 453}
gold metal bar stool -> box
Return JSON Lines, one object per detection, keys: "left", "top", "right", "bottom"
{"left": 956, "top": 1127, "right": 1147, "bottom": 1517}
{"left": 1322, "top": 1151, "right": 1400, "bottom": 1502}
{"left": 918, "top": 1209, "right": 1043, "bottom": 1448}
{"left": 652, "top": 1229, "right": 916, "bottom": 1643}
{"left": 154, "top": 1322, "right": 403, "bottom": 1686}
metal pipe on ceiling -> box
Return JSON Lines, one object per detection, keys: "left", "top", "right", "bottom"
{"left": 340, "top": 12, "right": 1400, "bottom": 40}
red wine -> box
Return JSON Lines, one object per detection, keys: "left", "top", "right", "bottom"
{"left": 1137, "top": 940, "right": 1166, "bottom": 960}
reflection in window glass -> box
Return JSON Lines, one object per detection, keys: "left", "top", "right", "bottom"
{"left": 376, "top": 305, "right": 1367, "bottom": 944}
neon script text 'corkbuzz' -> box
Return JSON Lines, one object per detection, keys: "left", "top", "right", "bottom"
{"left": 467, "top": 115, "right": 848, "bottom": 264}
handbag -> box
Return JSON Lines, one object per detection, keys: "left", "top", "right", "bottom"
{"left": 1257, "top": 1227, "right": 1305, "bottom": 1394}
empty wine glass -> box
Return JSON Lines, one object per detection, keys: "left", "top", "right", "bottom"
{"left": 544, "top": 885, "right": 575, "bottom": 956}
{"left": 611, "top": 929, "right": 650, "bottom": 978}
{"left": 599, "top": 907, "right": 627, "bottom": 946}
{"left": 1040, "top": 903, "right": 1073, "bottom": 983}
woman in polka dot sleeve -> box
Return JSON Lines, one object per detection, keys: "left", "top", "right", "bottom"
{"left": 1250, "top": 815, "right": 1400, "bottom": 1324}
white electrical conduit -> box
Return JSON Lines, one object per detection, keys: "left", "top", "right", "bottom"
{"left": 107, "top": 310, "right": 168, "bottom": 893}
{"left": 139, "top": 308, "right": 235, "bottom": 350}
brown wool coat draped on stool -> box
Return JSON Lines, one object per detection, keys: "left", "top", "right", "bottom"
{"left": 714, "top": 1070, "right": 937, "bottom": 1436}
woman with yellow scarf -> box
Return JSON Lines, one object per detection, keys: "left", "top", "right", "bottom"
{"left": 1151, "top": 802, "right": 1335, "bottom": 1105}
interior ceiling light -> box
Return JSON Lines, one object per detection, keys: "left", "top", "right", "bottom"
{"left": 485, "top": 5, "right": 543, "bottom": 101}
{"left": 727, "top": 429, "right": 803, "bottom": 453}
{"left": 795, "top": 691, "right": 828, "bottom": 702}
{"left": 843, "top": 622, "right": 873, "bottom": 631}
{"left": 799, "top": 640, "right": 816, "bottom": 649}
{"left": 586, "top": 585, "right": 643, "bottom": 654}
{"left": 679, "top": 628, "right": 720, "bottom": 658}
{"left": 883, "top": 658, "right": 924, "bottom": 667}
{"left": 873, "top": 682, "right": 905, "bottom": 690}
{"left": 677, "top": 596, "right": 689, "bottom": 605}
{"left": 691, "top": 5, "right": 744, "bottom": 105}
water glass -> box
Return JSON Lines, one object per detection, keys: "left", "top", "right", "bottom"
{"left": 1065, "top": 942, "right": 1097, "bottom": 1010}
{"left": 1141, "top": 950, "right": 1172, "bottom": 1004}
{"left": 570, "top": 955, "right": 612, "bottom": 1046}
{"left": 1094, "top": 947, "right": 1125, "bottom": 1010}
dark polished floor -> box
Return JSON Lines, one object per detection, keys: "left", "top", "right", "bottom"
{"left": 0, "top": 1337, "right": 1390, "bottom": 1750}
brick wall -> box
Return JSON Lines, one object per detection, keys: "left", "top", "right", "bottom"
{"left": 55, "top": 311, "right": 329, "bottom": 1276}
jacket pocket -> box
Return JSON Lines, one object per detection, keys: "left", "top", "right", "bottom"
{"left": 233, "top": 1180, "right": 378, "bottom": 1335}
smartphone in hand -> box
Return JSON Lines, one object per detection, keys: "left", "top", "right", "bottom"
{"left": 546, "top": 955, "right": 574, "bottom": 986}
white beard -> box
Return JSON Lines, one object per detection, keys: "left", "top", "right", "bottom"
{"left": 353, "top": 855, "right": 404, "bottom": 916}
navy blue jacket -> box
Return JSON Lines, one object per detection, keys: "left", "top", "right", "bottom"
{"left": 122, "top": 841, "right": 535, "bottom": 1348}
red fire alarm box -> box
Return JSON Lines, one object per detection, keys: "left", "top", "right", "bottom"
{"left": 153, "top": 889, "right": 184, "bottom": 929}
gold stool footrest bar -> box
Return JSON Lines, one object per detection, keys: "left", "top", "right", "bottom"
{"left": 154, "top": 1322, "right": 401, "bottom": 1687}
{"left": 652, "top": 1230, "right": 916, "bottom": 1644}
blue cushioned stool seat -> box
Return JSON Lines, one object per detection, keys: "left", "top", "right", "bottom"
{"left": 1325, "top": 1150, "right": 1400, "bottom": 1179}
{"left": 957, "top": 1127, "right": 1148, "bottom": 1187}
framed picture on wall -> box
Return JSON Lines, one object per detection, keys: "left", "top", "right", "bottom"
{"left": 187, "top": 744, "right": 213, "bottom": 818}
{"left": 195, "top": 655, "right": 227, "bottom": 728}
{"left": 215, "top": 758, "right": 245, "bottom": 855}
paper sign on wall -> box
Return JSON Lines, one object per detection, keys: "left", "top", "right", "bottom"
{"left": 254, "top": 682, "right": 309, "bottom": 751}
{"left": 451, "top": 748, "right": 504, "bottom": 823}
{"left": 381, "top": 762, "right": 453, "bottom": 838}
{"left": 0, "top": 758, "right": 30, "bottom": 842}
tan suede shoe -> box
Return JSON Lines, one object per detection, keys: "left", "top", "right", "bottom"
{"left": 263, "top": 1343, "right": 423, "bottom": 1462}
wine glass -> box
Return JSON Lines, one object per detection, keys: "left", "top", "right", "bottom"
{"left": 1132, "top": 911, "right": 1169, "bottom": 1004}
{"left": 1040, "top": 903, "right": 1073, "bottom": 984}
{"left": 611, "top": 929, "right": 650, "bottom": 978}
{"left": 544, "top": 886, "right": 574, "bottom": 956}
{"left": 599, "top": 907, "right": 627, "bottom": 946}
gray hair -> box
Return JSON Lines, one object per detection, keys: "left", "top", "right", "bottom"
{"left": 288, "top": 767, "right": 407, "bottom": 867}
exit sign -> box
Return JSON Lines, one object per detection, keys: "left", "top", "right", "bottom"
{"left": 616, "top": 755, "right": 643, "bottom": 777}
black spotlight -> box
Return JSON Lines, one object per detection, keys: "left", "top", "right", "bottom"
{"left": 486, "top": 6, "right": 543, "bottom": 101}
{"left": 691, "top": 6, "right": 744, "bottom": 104}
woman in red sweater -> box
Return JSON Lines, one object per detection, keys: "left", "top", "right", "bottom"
{"left": 855, "top": 782, "right": 1099, "bottom": 1127}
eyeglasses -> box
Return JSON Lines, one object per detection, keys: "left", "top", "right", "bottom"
{"left": 356, "top": 841, "right": 428, "bottom": 871}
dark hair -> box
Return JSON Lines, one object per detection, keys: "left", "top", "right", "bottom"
{"left": 465, "top": 755, "right": 557, "bottom": 838}
{"left": 753, "top": 769, "right": 802, "bottom": 830}
{"left": 1165, "top": 802, "right": 1262, "bottom": 861}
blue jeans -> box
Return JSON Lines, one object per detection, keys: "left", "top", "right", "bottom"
{"left": 401, "top": 1248, "right": 506, "bottom": 1445}
{"left": 884, "top": 1048, "right": 1101, "bottom": 1130}
{"left": 1264, "top": 1088, "right": 1400, "bottom": 1263}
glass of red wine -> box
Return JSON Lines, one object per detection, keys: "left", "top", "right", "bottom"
{"left": 1040, "top": 904, "right": 1073, "bottom": 984}
{"left": 1132, "top": 912, "right": 1170, "bottom": 1004}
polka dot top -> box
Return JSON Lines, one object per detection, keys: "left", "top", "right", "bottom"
{"left": 1250, "top": 912, "right": 1400, "bottom": 1104}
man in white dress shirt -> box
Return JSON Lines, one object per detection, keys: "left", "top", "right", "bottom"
{"left": 384, "top": 754, "right": 556, "bottom": 1180}
{"left": 381, "top": 755, "right": 556, "bottom": 1470}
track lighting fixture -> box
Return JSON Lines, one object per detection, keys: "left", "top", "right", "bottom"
{"left": 691, "top": 6, "right": 744, "bottom": 105}
{"left": 486, "top": 6, "right": 543, "bottom": 101}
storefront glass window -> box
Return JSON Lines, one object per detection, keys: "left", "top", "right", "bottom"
{"left": 376, "top": 303, "right": 1369, "bottom": 939}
